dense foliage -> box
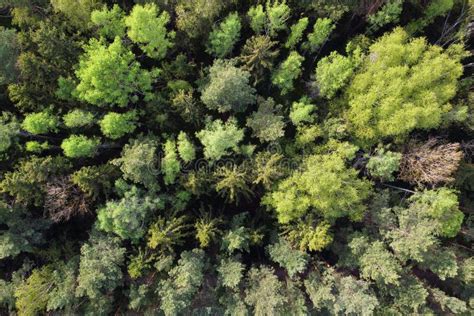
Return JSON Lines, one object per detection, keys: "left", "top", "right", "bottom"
{"left": 0, "top": 0, "right": 473, "bottom": 315}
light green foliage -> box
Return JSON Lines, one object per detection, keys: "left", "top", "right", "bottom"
{"left": 315, "top": 51, "right": 354, "bottom": 98}
{"left": 409, "top": 188, "right": 463, "bottom": 238}
{"left": 246, "top": 97, "right": 285, "bottom": 142}
{"left": 76, "top": 233, "right": 125, "bottom": 300}
{"left": 284, "top": 221, "right": 333, "bottom": 251}
{"left": 207, "top": 12, "right": 241, "bottom": 58}
{"left": 158, "top": 249, "right": 206, "bottom": 315}
{"left": 367, "top": 0, "right": 403, "bottom": 31}
{"left": 0, "top": 27, "right": 19, "bottom": 85}
{"left": 176, "top": 132, "right": 195, "bottom": 163}
{"left": 289, "top": 97, "right": 316, "bottom": 125}
{"left": 125, "top": 3, "right": 174, "bottom": 59}
{"left": 0, "top": 155, "right": 71, "bottom": 206}
{"left": 272, "top": 51, "right": 304, "bottom": 95}
{"left": 75, "top": 37, "right": 155, "bottom": 107}
{"left": 14, "top": 265, "right": 53, "bottom": 316}
{"left": 266, "top": 0, "right": 291, "bottom": 36}
{"left": 147, "top": 215, "right": 189, "bottom": 252}
{"left": 201, "top": 60, "right": 256, "bottom": 113}
{"left": 22, "top": 111, "right": 59, "bottom": 135}
{"left": 63, "top": 109, "right": 94, "bottom": 128}
{"left": 112, "top": 138, "right": 158, "bottom": 189}
{"left": 99, "top": 111, "right": 137, "bottom": 139}
{"left": 264, "top": 146, "right": 372, "bottom": 223}
{"left": 97, "top": 187, "right": 163, "bottom": 241}
{"left": 90, "top": 4, "right": 126, "bottom": 39}
{"left": 248, "top": 4, "right": 266, "bottom": 33}
{"left": 214, "top": 164, "right": 252, "bottom": 203}
{"left": 218, "top": 257, "right": 245, "bottom": 289}
{"left": 245, "top": 266, "right": 286, "bottom": 315}
{"left": 196, "top": 118, "right": 245, "bottom": 161}
{"left": 50, "top": 0, "right": 101, "bottom": 29}
{"left": 61, "top": 135, "right": 99, "bottom": 158}
{"left": 25, "top": 141, "right": 49, "bottom": 153}
{"left": 366, "top": 146, "right": 402, "bottom": 181}
{"left": 347, "top": 28, "right": 463, "bottom": 144}
{"left": 161, "top": 138, "right": 180, "bottom": 185}
{"left": 195, "top": 215, "right": 221, "bottom": 248}
{"left": 305, "top": 18, "right": 335, "bottom": 52}
{"left": 285, "top": 17, "right": 308, "bottom": 49}
{"left": 267, "top": 238, "right": 308, "bottom": 278}
{"left": 358, "top": 240, "right": 402, "bottom": 285}
{"left": 0, "top": 113, "right": 19, "bottom": 153}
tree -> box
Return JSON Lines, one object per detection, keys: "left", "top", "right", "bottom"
{"left": 0, "top": 27, "right": 19, "bottom": 85}
{"left": 289, "top": 97, "right": 316, "bottom": 125}
{"left": 267, "top": 238, "right": 308, "bottom": 278}
{"left": 61, "top": 135, "right": 100, "bottom": 158}
{"left": 304, "top": 18, "right": 335, "bottom": 52}
{"left": 246, "top": 97, "right": 285, "bottom": 142}
{"left": 125, "top": 3, "right": 174, "bottom": 59}
{"left": 201, "top": 60, "right": 256, "bottom": 113}
{"left": 245, "top": 266, "right": 286, "bottom": 315}
{"left": 195, "top": 215, "right": 221, "bottom": 248}
{"left": 14, "top": 265, "right": 54, "bottom": 316}
{"left": 272, "top": 51, "right": 304, "bottom": 95}
{"left": 367, "top": 0, "right": 403, "bottom": 32}
{"left": 248, "top": 4, "right": 266, "bottom": 34}
{"left": 251, "top": 151, "right": 284, "bottom": 189}
{"left": 90, "top": 4, "right": 126, "bottom": 39}
{"left": 263, "top": 144, "right": 372, "bottom": 223}
{"left": 0, "top": 113, "right": 19, "bottom": 153}
{"left": 266, "top": 0, "right": 291, "bottom": 37}
{"left": 71, "top": 164, "right": 120, "bottom": 201}
{"left": 50, "top": 0, "right": 102, "bottom": 30}
{"left": 214, "top": 164, "right": 252, "bottom": 203}
{"left": 158, "top": 249, "right": 206, "bottom": 315}
{"left": 22, "top": 111, "right": 59, "bottom": 134}
{"left": 112, "top": 138, "right": 158, "bottom": 189}
{"left": 284, "top": 220, "right": 333, "bottom": 251}
{"left": 285, "top": 17, "right": 308, "bottom": 49}
{"left": 99, "top": 111, "right": 137, "bottom": 139}
{"left": 218, "top": 257, "right": 244, "bottom": 289}
{"left": 161, "top": 138, "right": 180, "bottom": 185}
{"left": 239, "top": 35, "right": 279, "bottom": 83}
{"left": 177, "top": 132, "right": 196, "bottom": 163}
{"left": 76, "top": 233, "right": 125, "bottom": 300}
{"left": 175, "top": 0, "right": 228, "bottom": 39}
{"left": 347, "top": 27, "right": 464, "bottom": 144}
{"left": 366, "top": 146, "right": 402, "bottom": 181}
{"left": 97, "top": 187, "right": 163, "bottom": 241}
{"left": 63, "top": 109, "right": 95, "bottom": 128}
{"left": 75, "top": 37, "right": 156, "bottom": 107}
{"left": 147, "top": 215, "right": 190, "bottom": 252}
{"left": 315, "top": 51, "right": 354, "bottom": 98}
{"left": 207, "top": 12, "right": 241, "bottom": 58}
{"left": 196, "top": 118, "right": 245, "bottom": 161}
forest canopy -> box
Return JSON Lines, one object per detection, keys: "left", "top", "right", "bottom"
{"left": 0, "top": 0, "right": 473, "bottom": 315}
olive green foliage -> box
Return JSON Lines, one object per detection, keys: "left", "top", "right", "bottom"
{"left": 284, "top": 221, "right": 333, "bottom": 252}
{"left": 207, "top": 12, "right": 241, "bottom": 58}
{"left": 71, "top": 164, "right": 119, "bottom": 200}
{"left": 196, "top": 118, "right": 245, "bottom": 161}
{"left": 147, "top": 215, "right": 189, "bottom": 252}
{"left": 99, "top": 111, "right": 137, "bottom": 139}
{"left": 218, "top": 257, "right": 244, "bottom": 289}
{"left": 245, "top": 266, "right": 286, "bottom": 315}
{"left": 0, "top": 113, "right": 19, "bottom": 153}
{"left": 75, "top": 37, "right": 156, "bottom": 107}
{"left": 50, "top": 0, "right": 101, "bottom": 29}
{"left": 267, "top": 238, "right": 308, "bottom": 278}
{"left": 347, "top": 27, "right": 463, "bottom": 144}
{"left": 91, "top": 4, "right": 125, "bottom": 39}
{"left": 125, "top": 3, "right": 174, "bottom": 59}
{"left": 63, "top": 109, "right": 94, "bottom": 128}
{"left": 315, "top": 51, "right": 354, "bottom": 98}
{"left": 305, "top": 18, "right": 335, "bottom": 52}
{"left": 61, "top": 135, "right": 99, "bottom": 158}
{"left": 175, "top": 0, "right": 228, "bottom": 39}
{"left": 201, "top": 60, "right": 256, "bottom": 113}
{"left": 195, "top": 215, "right": 221, "bottom": 248}
{"left": 367, "top": 0, "right": 403, "bottom": 31}
{"left": 246, "top": 97, "right": 285, "bottom": 142}
{"left": 239, "top": 35, "right": 279, "bottom": 83}
{"left": 0, "top": 27, "right": 19, "bottom": 85}
{"left": 214, "top": 164, "right": 252, "bottom": 203}
{"left": 272, "top": 51, "right": 304, "bottom": 94}
{"left": 22, "top": 111, "right": 59, "bottom": 134}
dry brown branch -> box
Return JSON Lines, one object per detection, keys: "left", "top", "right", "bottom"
{"left": 399, "top": 138, "right": 464, "bottom": 186}
{"left": 44, "top": 176, "right": 90, "bottom": 222}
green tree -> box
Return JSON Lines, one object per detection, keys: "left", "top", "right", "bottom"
{"left": 196, "top": 118, "right": 245, "bottom": 161}
{"left": 50, "top": 0, "right": 102, "bottom": 29}
{"left": 90, "top": 4, "right": 126, "bottom": 39}
{"left": 22, "top": 111, "right": 59, "bottom": 135}
{"left": 267, "top": 238, "right": 308, "bottom": 278}
{"left": 14, "top": 265, "right": 54, "bottom": 316}
{"left": 125, "top": 3, "right": 174, "bottom": 59}
{"left": 218, "top": 257, "right": 245, "bottom": 289}
{"left": 284, "top": 220, "right": 333, "bottom": 252}
{"left": 272, "top": 51, "right": 304, "bottom": 95}
{"left": 214, "top": 164, "right": 252, "bottom": 203}
{"left": 175, "top": 0, "right": 228, "bottom": 39}
{"left": 201, "top": 60, "right": 256, "bottom": 113}
{"left": 248, "top": 4, "right": 266, "bottom": 34}
{"left": 0, "top": 113, "right": 19, "bottom": 153}
{"left": 347, "top": 27, "right": 464, "bottom": 144}
{"left": 266, "top": 0, "right": 291, "bottom": 37}
{"left": 63, "top": 109, "right": 95, "bottom": 128}
{"left": 71, "top": 164, "right": 119, "bottom": 200}
{"left": 147, "top": 215, "right": 189, "bottom": 252}
{"left": 246, "top": 97, "right": 285, "bottom": 143}
{"left": 304, "top": 18, "right": 335, "bottom": 52}
{"left": 245, "top": 266, "right": 286, "bottom": 315}
{"left": 285, "top": 17, "right": 308, "bottom": 49}
{"left": 315, "top": 51, "right": 354, "bottom": 98}
{"left": 96, "top": 187, "right": 163, "bottom": 241}
{"left": 75, "top": 37, "right": 156, "bottom": 107}
{"left": 0, "top": 27, "right": 19, "bottom": 85}
{"left": 177, "top": 132, "right": 196, "bottom": 163}
{"left": 367, "top": 0, "right": 403, "bottom": 32}
{"left": 61, "top": 135, "right": 99, "bottom": 158}
{"left": 289, "top": 97, "right": 316, "bottom": 125}
{"left": 207, "top": 12, "right": 241, "bottom": 58}
{"left": 25, "top": 141, "right": 49, "bottom": 153}
{"left": 99, "top": 111, "right": 137, "bottom": 139}
{"left": 366, "top": 146, "right": 402, "bottom": 181}
{"left": 161, "top": 138, "right": 180, "bottom": 185}
{"left": 239, "top": 35, "right": 279, "bottom": 83}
